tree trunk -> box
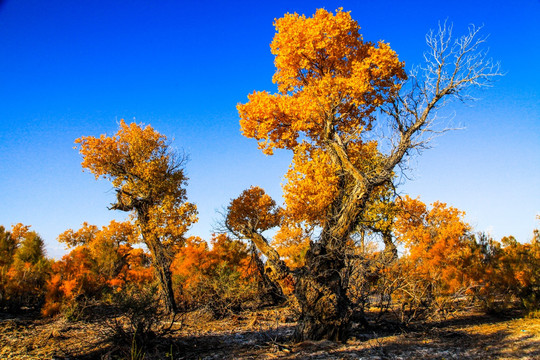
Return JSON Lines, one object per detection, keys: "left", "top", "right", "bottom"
{"left": 145, "top": 236, "right": 177, "bottom": 314}
{"left": 251, "top": 245, "right": 286, "bottom": 306}
{"left": 382, "top": 230, "right": 398, "bottom": 262}
{"left": 153, "top": 255, "right": 177, "bottom": 314}
{"left": 293, "top": 243, "right": 350, "bottom": 341}
{"left": 292, "top": 181, "right": 371, "bottom": 341}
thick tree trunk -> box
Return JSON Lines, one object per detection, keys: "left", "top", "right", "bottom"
{"left": 293, "top": 243, "right": 350, "bottom": 341}
{"left": 237, "top": 183, "right": 372, "bottom": 341}
{"left": 153, "top": 256, "right": 177, "bottom": 314}
{"left": 382, "top": 230, "right": 398, "bottom": 262}
{"left": 292, "top": 181, "right": 371, "bottom": 341}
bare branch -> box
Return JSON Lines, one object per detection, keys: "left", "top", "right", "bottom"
{"left": 376, "top": 21, "right": 502, "bottom": 185}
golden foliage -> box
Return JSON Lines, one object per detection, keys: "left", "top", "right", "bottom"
{"left": 273, "top": 221, "right": 310, "bottom": 268}
{"left": 75, "top": 120, "right": 197, "bottom": 312}
{"left": 282, "top": 144, "right": 338, "bottom": 225}
{"left": 226, "top": 186, "right": 281, "bottom": 234}
{"left": 42, "top": 221, "right": 154, "bottom": 317}
{"left": 238, "top": 8, "right": 405, "bottom": 155}
{"left": 171, "top": 234, "right": 255, "bottom": 311}
{"left": 394, "top": 196, "right": 472, "bottom": 293}
{"left": 75, "top": 120, "right": 197, "bottom": 250}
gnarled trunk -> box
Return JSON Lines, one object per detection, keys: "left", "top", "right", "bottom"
{"left": 382, "top": 229, "right": 398, "bottom": 262}
{"left": 292, "top": 181, "right": 371, "bottom": 341}
{"left": 251, "top": 244, "right": 286, "bottom": 306}
{"left": 237, "top": 183, "right": 372, "bottom": 341}
{"left": 145, "top": 234, "right": 177, "bottom": 314}
{"left": 293, "top": 243, "right": 350, "bottom": 341}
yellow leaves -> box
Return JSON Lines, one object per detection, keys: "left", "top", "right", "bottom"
{"left": 58, "top": 220, "right": 136, "bottom": 253}
{"left": 76, "top": 120, "right": 198, "bottom": 253}
{"left": 146, "top": 199, "right": 198, "bottom": 247}
{"left": 281, "top": 140, "right": 383, "bottom": 226}
{"left": 226, "top": 186, "right": 281, "bottom": 234}
{"left": 394, "top": 196, "right": 473, "bottom": 296}
{"left": 238, "top": 8, "right": 406, "bottom": 155}
{"left": 271, "top": 8, "right": 363, "bottom": 93}
{"left": 273, "top": 222, "right": 310, "bottom": 268}
{"left": 75, "top": 120, "right": 176, "bottom": 196}
{"left": 58, "top": 222, "right": 99, "bottom": 248}
{"left": 395, "top": 196, "right": 470, "bottom": 260}
{"left": 171, "top": 234, "right": 254, "bottom": 306}
{"left": 10, "top": 223, "right": 31, "bottom": 243}
{"left": 283, "top": 144, "right": 338, "bottom": 225}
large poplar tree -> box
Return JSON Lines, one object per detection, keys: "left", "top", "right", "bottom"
{"left": 236, "top": 9, "right": 500, "bottom": 340}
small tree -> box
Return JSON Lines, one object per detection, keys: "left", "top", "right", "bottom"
{"left": 237, "top": 9, "right": 501, "bottom": 340}
{"left": 2, "top": 224, "right": 50, "bottom": 310}
{"left": 171, "top": 234, "right": 258, "bottom": 316}
{"left": 224, "top": 186, "right": 286, "bottom": 305}
{"left": 392, "top": 196, "right": 474, "bottom": 320}
{"left": 76, "top": 121, "right": 198, "bottom": 313}
{"left": 0, "top": 226, "right": 16, "bottom": 304}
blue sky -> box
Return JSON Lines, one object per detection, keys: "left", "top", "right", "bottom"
{"left": 0, "top": 0, "right": 538, "bottom": 259}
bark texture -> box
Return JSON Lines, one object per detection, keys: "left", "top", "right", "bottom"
{"left": 292, "top": 180, "right": 370, "bottom": 341}
{"left": 251, "top": 245, "right": 286, "bottom": 306}
{"left": 293, "top": 244, "right": 350, "bottom": 341}
{"left": 146, "top": 237, "right": 177, "bottom": 314}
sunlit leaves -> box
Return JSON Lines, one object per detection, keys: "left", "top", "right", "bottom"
{"left": 1, "top": 224, "right": 50, "bottom": 310}
{"left": 76, "top": 120, "right": 197, "bottom": 313}
{"left": 238, "top": 8, "right": 405, "bottom": 155}
{"left": 171, "top": 234, "right": 255, "bottom": 310}
{"left": 226, "top": 186, "right": 281, "bottom": 234}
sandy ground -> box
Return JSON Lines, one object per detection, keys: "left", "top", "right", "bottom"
{"left": 1, "top": 307, "right": 539, "bottom": 359}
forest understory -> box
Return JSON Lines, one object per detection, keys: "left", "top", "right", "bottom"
{"left": 1, "top": 306, "right": 539, "bottom": 360}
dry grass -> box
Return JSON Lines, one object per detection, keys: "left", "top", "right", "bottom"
{"left": 1, "top": 308, "right": 539, "bottom": 359}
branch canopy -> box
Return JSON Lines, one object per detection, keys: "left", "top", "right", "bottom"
{"left": 75, "top": 120, "right": 197, "bottom": 248}
{"left": 238, "top": 8, "right": 406, "bottom": 155}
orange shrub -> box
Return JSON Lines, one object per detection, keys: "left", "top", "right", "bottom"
{"left": 171, "top": 234, "right": 256, "bottom": 315}
{"left": 43, "top": 221, "right": 153, "bottom": 317}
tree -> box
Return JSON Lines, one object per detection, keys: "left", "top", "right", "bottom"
{"left": 171, "top": 234, "right": 257, "bottom": 315}
{"left": 393, "top": 196, "right": 474, "bottom": 319}
{"left": 224, "top": 186, "right": 286, "bottom": 305}
{"left": 237, "top": 9, "right": 500, "bottom": 340}
{"left": 42, "top": 220, "right": 154, "bottom": 317}
{"left": 75, "top": 120, "right": 198, "bottom": 313}
{"left": 58, "top": 220, "right": 138, "bottom": 281}
{"left": 2, "top": 224, "right": 50, "bottom": 310}
{"left": 0, "top": 226, "right": 16, "bottom": 304}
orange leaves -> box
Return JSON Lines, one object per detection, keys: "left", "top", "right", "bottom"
{"left": 393, "top": 196, "right": 473, "bottom": 299}
{"left": 76, "top": 120, "right": 197, "bottom": 312}
{"left": 75, "top": 120, "right": 191, "bottom": 211}
{"left": 395, "top": 196, "right": 470, "bottom": 256}
{"left": 226, "top": 186, "right": 281, "bottom": 234}
{"left": 238, "top": 10, "right": 407, "bottom": 269}
{"left": 171, "top": 234, "right": 254, "bottom": 308}
{"left": 271, "top": 8, "right": 364, "bottom": 93}
{"left": 147, "top": 199, "right": 198, "bottom": 247}
{"left": 58, "top": 222, "right": 99, "bottom": 248}
{"left": 10, "top": 223, "right": 31, "bottom": 243}
{"left": 42, "top": 221, "right": 155, "bottom": 316}
{"left": 75, "top": 120, "right": 168, "bottom": 188}
{"left": 273, "top": 222, "right": 310, "bottom": 268}
{"left": 75, "top": 120, "right": 197, "bottom": 254}
{"left": 283, "top": 144, "right": 338, "bottom": 225}
{"left": 238, "top": 8, "right": 406, "bottom": 155}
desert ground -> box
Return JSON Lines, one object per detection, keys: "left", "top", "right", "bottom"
{"left": 1, "top": 306, "right": 539, "bottom": 359}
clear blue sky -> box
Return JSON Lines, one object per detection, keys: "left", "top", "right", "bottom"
{"left": 0, "top": 0, "right": 538, "bottom": 259}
